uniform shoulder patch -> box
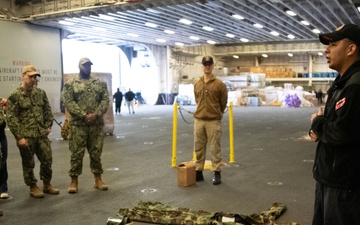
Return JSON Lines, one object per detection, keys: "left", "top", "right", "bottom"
{"left": 335, "top": 97, "right": 346, "bottom": 110}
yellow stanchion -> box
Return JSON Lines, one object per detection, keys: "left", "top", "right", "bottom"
{"left": 229, "top": 102, "right": 235, "bottom": 163}
{"left": 171, "top": 102, "right": 178, "bottom": 167}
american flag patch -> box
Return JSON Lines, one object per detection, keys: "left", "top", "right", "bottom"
{"left": 335, "top": 97, "right": 346, "bottom": 110}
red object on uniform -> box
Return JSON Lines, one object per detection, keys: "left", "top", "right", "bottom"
{"left": 2, "top": 99, "right": 6, "bottom": 106}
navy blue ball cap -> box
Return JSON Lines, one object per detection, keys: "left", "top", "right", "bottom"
{"left": 201, "top": 56, "right": 214, "bottom": 65}
{"left": 319, "top": 24, "right": 360, "bottom": 46}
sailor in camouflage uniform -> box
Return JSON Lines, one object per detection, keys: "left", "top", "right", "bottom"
{"left": 6, "top": 65, "right": 59, "bottom": 198}
{"left": 61, "top": 57, "right": 110, "bottom": 193}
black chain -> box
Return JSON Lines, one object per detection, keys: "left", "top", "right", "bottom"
{"left": 177, "top": 106, "right": 229, "bottom": 125}
{"left": 178, "top": 106, "right": 194, "bottom": 124}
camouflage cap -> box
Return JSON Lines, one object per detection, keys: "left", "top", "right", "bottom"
{"left": 22, "top": 65, "right": 41, "bottom": 77}
{"left": 79, "top": 57, "right": 93, "bottom": 65}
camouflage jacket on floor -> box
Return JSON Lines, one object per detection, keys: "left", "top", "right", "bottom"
{"left": 117, "top": 201, "right": 287, "bottom": 225}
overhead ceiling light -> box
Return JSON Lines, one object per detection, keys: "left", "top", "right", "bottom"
{"left": 145, "top": 22, "right": 158, "bottom": 28}
{"left": 301, "top": 20, "right": 310, "bottom": 26}
{"left": 240, "top": 38, "right": 249, "bottom": 42}
{"left": 99, "top": 14, "right": 116, "bottom": 20}
{"left": 207, "top": 40, "right": 216, "bottom": 44}
{"left": 288, "top": 53, "right": 293, "bottom": 57}
{"left": 312, "top": 29, "right": 321, "bottom": 34}
{"left": 93, "top": 27, "right": 107, "bottom": 31}
{"left": 203, "top": 26, "right": 214, "bottom": 31}
{"left": 285, "top": 10, "right": 297, "bottom": 16}
{"left": 262, "top": 54, "right": 268, "bottom": 58}
{"left": 287, "top": 34, "right": 295, "bottom": 39}
{"left": 164, "top": 30, "right": 175, "bottom": 34}
{"left": 232, "top": 14, "right": 244, "bottom": 20}
{"left": 233, "top": 55, "right": 239, "bottom": 59}
{"left": 175, "top": 42, "right": 184, "bottom": 46}
{"left": 226, "top": 33, "right": 235, "bottom": 38}
{"left": 156, "top": 38, "right": 166, "bottom": 43}
{"left": 189, "top": 36, "right": 199, "bottom": 40}
{"left": 59, "top": 20, "right": 75, "bottom": 25}
{"left": 253, "top": 23, "right": 263, "bottom": 28}
{"left": 179, "top": 19, "right": 193, "bottom": 25}
{"left": 270, "top": 31, "right": 280, "bottom": 36}
{"left": 318, "top": 52, "right": 323, "bottom": 56}
{"left": 127, "top": 33, "right": 139, "bottom": 37}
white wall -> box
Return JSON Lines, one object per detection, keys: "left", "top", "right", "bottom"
{"left": 0, "top": 20, "right": 62, "bottom": 112}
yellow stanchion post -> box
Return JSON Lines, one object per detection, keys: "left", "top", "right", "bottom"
{"left": 229, "top": 102, "right": 235, "bottom": 163}
{"left": 171, "top": 102, "right": 178, "bottom": 167}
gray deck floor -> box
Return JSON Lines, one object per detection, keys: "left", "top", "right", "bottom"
{"left": 0, "top": 105, "right": 319, "bottom": 225}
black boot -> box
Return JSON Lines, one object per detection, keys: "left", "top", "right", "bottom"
{"left": 196, "top": 170, "right": 204, "bottom": 182}
{"left": 212, "top": 171, "right": 221, "bottom": 185}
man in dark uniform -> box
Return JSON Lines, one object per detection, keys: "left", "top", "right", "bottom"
{"left": 0, "top": 98, "right": 9, "bottom": 200}
{"left": 310, "top": 24, "right": 360, "bottom": 225}
{"left": 124, "top": 88, "right": 136, "bottom": 114}
{"left": 316, "top": 89, "right": 323, "bottom": 104}
{"left": 113, "top": 88, "right": 123, "bottom": 114}
{"left": 0, "top": 98, "right": 5, "bottom": 216}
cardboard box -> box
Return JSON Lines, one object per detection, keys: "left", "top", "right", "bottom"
{"left": 177, "top": 161, "right": 196, "bottom": 187}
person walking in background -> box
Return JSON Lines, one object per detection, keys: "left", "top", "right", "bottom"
{"left": 113, "top": 88, "right": 123, "bottom": 115}
{"left": 193, "top": 56, "right": 228, "bottom": 185}
{"left": 316, "top": 89, "right": 323, "bottom": 104}
{"left": 61, "top": 57, "right": 110, "bottom": 193}
{"left": 0, "top": 98, "right": 9, "bottom": 200}
{"left": 309, "top": 24, "right": 360, "bottom": 225}
{"left": 6, "top": 65, "right": 59, "bottom": 198}
{"left": 124, "top": 88, "right": 136, "bottom": 114}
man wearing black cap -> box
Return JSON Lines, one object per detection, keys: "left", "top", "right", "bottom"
{"left": 193, "top": 56, "right": 228, "bottom": 185}
{"left": 310, "top": 24, "right": 360, "bottom": 225}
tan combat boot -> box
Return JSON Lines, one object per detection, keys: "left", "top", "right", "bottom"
{"left": 68, "top": 176, "right": 78, "bottom": 193}
{"left": 94, "top": 174, "right": 108, "bottom": 190}
{"left": 30, "top": 184, "right": 45, "bottom": 198}
{"left": 43, "top": 181, "right": 60, "bottom": 194}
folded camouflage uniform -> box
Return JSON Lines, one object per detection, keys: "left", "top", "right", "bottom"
{"left": 117, "top": 201, "right": 287, "bottom": 225}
